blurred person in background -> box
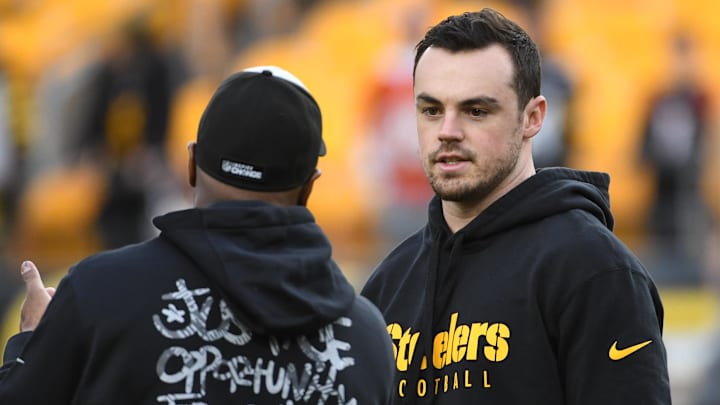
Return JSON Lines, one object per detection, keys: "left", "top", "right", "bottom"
{"left": 76, "top": 15, "right": 175, "bottom": 249}
{"left": 0, "top": 62, "right": 23, "bottom": 332}
{"left": 0, "top": 58, "right": 29, "bottom": 243}
{"left": 528, "top": 52, "right": 575, "bottom": 169}
{"left": 231, "top": 0, "right": 321, "bottom": 52}
{"left": 0, "top": 63, "right": 12, "bottom": 226}
{"left": 358, "top": 3, "right": 434, "bottom": 253}
{"left": 639, "top": 32, "right": 713, "bottom": 286}
{"left": 694, "top": 219, "right": 720, "bottom": 404}
{"left": 695, "top": 345, "right": 720, "bottom": 404}
{"left": 0, "top": 66, "right": 394, "bottom": 404}
{"left": 361, "top": 8, "right": 670, "bottom": 404}
{"left": 520, "top": 2, "right": 576, "bottom": 170}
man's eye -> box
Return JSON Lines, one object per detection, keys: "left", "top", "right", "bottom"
{"left": 469, "top": 108, "right": 488, "bottom": 117}
{"left": 422, "top": 107, "right": 440, "bottom": 116}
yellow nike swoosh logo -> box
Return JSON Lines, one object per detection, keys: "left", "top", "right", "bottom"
{"left": 609, "top": 340, "right": 653, "bottom": 360}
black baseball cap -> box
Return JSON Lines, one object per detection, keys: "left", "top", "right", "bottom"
{"left": 195, "top": 66, "right": 326, "bottom": 191}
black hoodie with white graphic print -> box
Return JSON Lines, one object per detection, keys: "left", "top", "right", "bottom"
{"left": 361, "top": 167, "right": 671, "bottom": 404}
{"left": 0, "top": 200, "right": 394, "bottom": 404}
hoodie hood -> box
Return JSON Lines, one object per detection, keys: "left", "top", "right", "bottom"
{"left": 152, "top": 200, "right": 355, "bottom": 336}
{"left": 428, "top": 167, "right": 613, "bottom": 243}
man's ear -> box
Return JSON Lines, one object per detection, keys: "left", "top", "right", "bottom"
{"left": 297, "top": 169, "right": 322, "bottom": 206}
{"left": 187, "top": 141, "right": 197, "bottom": 188}
{"left": 523, "top": 95, "right": 547, "bottom": 139}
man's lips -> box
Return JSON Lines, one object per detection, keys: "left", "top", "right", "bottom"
{"left": 434, "top": 153, "right": 470, "bottom": 171}
{"left": 434, "top": 150, "right": 469, "bottom": 162}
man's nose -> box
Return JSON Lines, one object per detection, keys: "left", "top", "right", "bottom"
{"left": 438, "top": 113, "right": 463, "bottom": 142}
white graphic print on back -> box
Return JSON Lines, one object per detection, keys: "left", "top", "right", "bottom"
{"left": 152, "top": 278, "right": 357, "bottom": 404}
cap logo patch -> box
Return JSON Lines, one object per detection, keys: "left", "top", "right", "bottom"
{"left": 221, "top": 159, "right": 264, "bottom": 181}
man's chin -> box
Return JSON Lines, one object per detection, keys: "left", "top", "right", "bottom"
{"left": 433, "top": 185, "right": 477, "bottom": 202}
{"left": 433, "top": 177, "right": 498, "bottom": 202}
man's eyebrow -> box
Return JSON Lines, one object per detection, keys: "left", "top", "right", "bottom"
{"left": 460, "top": 96, "right": 500, "bottom": 109}
{"left": 416, "top": 93, "right": 440, "bottom": 104}
{"left": 416, "top": 93, "right": 501, "bottom": 109}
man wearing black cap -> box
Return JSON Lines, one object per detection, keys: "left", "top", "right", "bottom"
{"left": 0, "top": 66, "right": 394, "bottom": 404}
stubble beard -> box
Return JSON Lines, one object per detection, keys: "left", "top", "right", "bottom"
{"left": 425, "top": 134, "right": 523, "bottom": 203}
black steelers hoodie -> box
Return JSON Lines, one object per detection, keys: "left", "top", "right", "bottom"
{"left": 0, "top": 200, "right": 394, "bottom": 404}
{"left": 361, "top": 168, "right": 671, "bottom": 404}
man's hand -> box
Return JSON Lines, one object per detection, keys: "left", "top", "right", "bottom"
{"left": 19, "top": 261, "right": 55, "bottom": 332}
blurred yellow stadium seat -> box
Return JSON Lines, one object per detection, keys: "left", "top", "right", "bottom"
{"left": 11, "top": 163, "right": 105, "bottom": 267}
{"left": 0, "top": 0, "right": 151, "bottom": 79}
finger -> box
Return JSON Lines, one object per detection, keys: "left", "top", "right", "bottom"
{"left": 19, "top": 261, "right": 52, "bottom": 333}
{"left": 46, "top": 287, "right": 56, "bottom": 297}
{"left": 20, "top": 260, "right": 46, "bottom": 292}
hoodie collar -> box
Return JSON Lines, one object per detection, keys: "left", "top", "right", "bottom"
{"left": 427, "top": 168, "right": 613, "bottom": 245}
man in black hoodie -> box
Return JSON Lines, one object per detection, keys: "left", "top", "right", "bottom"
{"left": 0, "top": 66, "right": 394, "bottom": 404}
{"left": 361, "top": 8, "right": 671, "bottom": 404}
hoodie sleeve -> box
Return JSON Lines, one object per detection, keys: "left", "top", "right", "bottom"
{"left": 557, "top": 268, "right": 671, "bottom": 404}
{"left": 0, "top": 276, "right": 89, "bottom": 403}
{"left": 1, "top": 331, "right": 32, "bottom": 365}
